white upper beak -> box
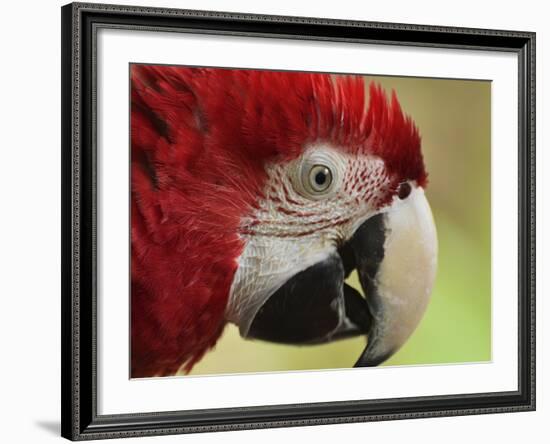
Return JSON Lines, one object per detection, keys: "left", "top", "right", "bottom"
{"left": 356, "top": 187, "right": 438, "bottom": 366}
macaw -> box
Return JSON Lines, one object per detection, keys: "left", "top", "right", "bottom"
{"left": 130, "top": 65, "right": 437, "bottom": 378}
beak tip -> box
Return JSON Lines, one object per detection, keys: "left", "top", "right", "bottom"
{"left": 354, "top": 354, "right": 391, "bottom": 368}
{"left": 353, "top": 334, "right": 396, "bottom": 368}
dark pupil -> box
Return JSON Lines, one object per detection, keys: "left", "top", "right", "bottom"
{"left": 315, "top": 171, "right": 327, "bottom": 186}
{"left": 398, "top": 182, "right": 412, "bottom": 199}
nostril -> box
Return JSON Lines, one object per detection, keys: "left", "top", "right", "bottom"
{"left": 397, "top": 182, "right": 412, "bottom": 200}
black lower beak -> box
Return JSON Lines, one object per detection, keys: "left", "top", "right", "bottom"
{"left": 247, "top": 253, "right": 373, "bottom": 344}
{"left": 248, "top": 215, "right": 387, "bottom": 356}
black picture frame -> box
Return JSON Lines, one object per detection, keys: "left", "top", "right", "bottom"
{"left": 61, "top": 2, "right": 536, "bottom": 440}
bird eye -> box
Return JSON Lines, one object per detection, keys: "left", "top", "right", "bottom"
{"left": 308, "top": 165, "right": 333, "bottom": 193}
{"left": 292, "top": 148, "right": 342, "bottom": 200}
{"left": 397, "top": 182, "right": 412, "bottom": 200}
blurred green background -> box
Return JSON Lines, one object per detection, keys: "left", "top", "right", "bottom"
{"left": 187, "top": 75, "right": 492, "bottom": 376}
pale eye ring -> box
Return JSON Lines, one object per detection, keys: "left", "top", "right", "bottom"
{"left": 307, "top": 164, "right": 333, "bottom": 193}
{"left": 293, "top": 148, "right": 342, "bottom": 199}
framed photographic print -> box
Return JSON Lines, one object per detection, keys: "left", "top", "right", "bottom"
{"left": 61, "top": 2, "right": 536, "bottom": 440}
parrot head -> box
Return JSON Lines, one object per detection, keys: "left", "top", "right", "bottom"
{"left": 131, "top": 66, "right": 437, "bottom": 377}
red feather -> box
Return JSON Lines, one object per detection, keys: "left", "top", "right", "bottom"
{"left": 130, "top": 65, "right": 425, "bottom": 377}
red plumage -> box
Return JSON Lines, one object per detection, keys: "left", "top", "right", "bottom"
{"left": 130, "top": 65, "right": 425, "bottom": 377}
